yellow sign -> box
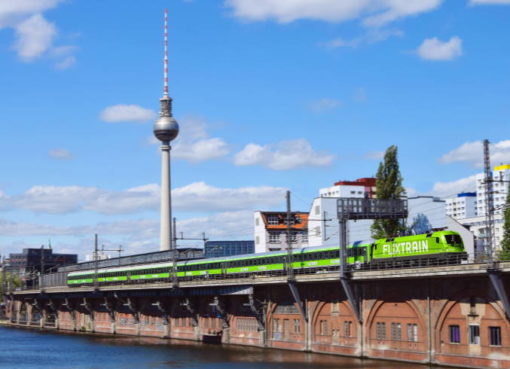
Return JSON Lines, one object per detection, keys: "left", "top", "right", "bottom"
{"left": 494, "top": 164, "right": 510, "bottom": 171}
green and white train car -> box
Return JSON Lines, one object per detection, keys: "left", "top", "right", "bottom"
{"left": 67, "top": 230, "right": 466, "bottom": 287}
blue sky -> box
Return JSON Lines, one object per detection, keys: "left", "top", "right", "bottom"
{"left": 0, "top": 0, "right": 509, "bottom": 259}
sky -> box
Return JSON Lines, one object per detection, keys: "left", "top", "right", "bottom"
{"left": 0, "top": 0, "right": 509, "bottom": 260}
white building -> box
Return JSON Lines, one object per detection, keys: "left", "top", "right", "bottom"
{"left": 319, "top": 177, "right": 376, "bottom": 199}
{"left": 456, "top": 213, "right": 505, "bottom": 256}
{"left": 445, "top": 192, "right": 477, "bottom": 219}
{"left": 254, "top": 211, "right": 308, "bottom": 253}
{"left": 475, "top": 164, "right": 510, "bottom": 217}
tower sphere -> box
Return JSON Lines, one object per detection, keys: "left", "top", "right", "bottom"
{"left": 154, "top": 115, "right": 179, "bottom": 142}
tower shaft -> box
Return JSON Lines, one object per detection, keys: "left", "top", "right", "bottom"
{"left": 160, "top": 143, "right": 172, "bottom": 251}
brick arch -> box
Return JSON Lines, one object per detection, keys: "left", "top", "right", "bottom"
{"left": 435, "top": 296, "right": 510, "bottom": 352}
{"left": 365, "top": 299, "right": 426, "bottom": 348}
{"left": 311, "top": 300, "right": 358, "bottom": 343}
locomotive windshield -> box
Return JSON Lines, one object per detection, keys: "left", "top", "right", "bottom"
{"left": 445, "top": 235, "right": 462, "bottom": 245}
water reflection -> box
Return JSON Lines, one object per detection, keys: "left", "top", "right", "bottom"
{"left": 0, "top": 327, "right": 449, "bottom": 369}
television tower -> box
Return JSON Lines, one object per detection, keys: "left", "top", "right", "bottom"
{"left": 154, "top": 9, "right": 179, "bottom": 251}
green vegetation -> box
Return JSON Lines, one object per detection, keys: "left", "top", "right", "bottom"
{"left": 498, "top": 181, "right": 510, "bottom": 261}
{"left": 0, "top": 272, "right": 21, "bottom": 302}
{"left": 371, "top": 145, "right": 406, "bottom": 239}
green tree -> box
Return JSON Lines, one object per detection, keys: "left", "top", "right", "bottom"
{"left": 0, "top": 272, "right": 21, "bottom": 302}
{"left": 371, "top": 145, "right": 406, "bottom": 239}
{"left": 498, "top": 180, "right": 510, "bottom": 260}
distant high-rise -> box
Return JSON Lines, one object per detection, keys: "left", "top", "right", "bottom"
{"left": 154, "top": 9, "right": 179, "bottom": 251}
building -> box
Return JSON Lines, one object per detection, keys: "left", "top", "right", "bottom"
{"left": 456, "top": 213, "right": 505, "bottom": 256}
{"left": 445, "top": 192, "right": 477, "bottom": 219}
{"left": 254, "top": 211, "right": 308, "bottom": 253}
{"left": 5, "top": 247, "right": 77, "bottom": 280}
{"left": 204, "top": 240, "right": 254, "bottom": 258}
{"left": 319, "top": 177, "right": 376, "bottom": 198}
{"left": 475, "top": 164, "right": 510, "bottom": 217}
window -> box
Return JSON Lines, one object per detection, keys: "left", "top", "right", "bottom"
{"left": 320, "top": 320, "right": 328, "bottom": 335}
{"left": 255, "top": 218, "right": 260, "bottom": 226}
{"left": 331, "top": 302, "right": 339, "bottom": 313}
{"left": 344, "top": 321, "right": 352, "bottom": 337}
{"left": 391, "top": 323, "right": 402, "bottom": 341}
{"left": 268, "top": 215, "right": 279, "bottom": 225}
{"left": 302, "top": 233, "right": 308, "bottom": 242}
{"left": 469, "top": 325, "right": 480, "bottom": 344}
{"left": 269, "top": 233, "right": 280, "bottom": 243}
{"left": 294, "top": 319, "right": 300, "bottom": 334}
{"left": 255, "top": 236, "right": 260, "bottom": 245}
{"left": 407, "top": 324, "right": 418, "bottom": 342}
{"left": 314, "top": 205, "right": 320, "bottom": 215}
{"left": 489, "top": 326, "right": 502, "bottom": 346}
{"left": 376, "top": 322, "right": 386, "bottom": 340}
{"left": 449, "top": 325, "right": 460, "bottom": 344}
{"left": 290, "top": 233, "right": 298, "bottom": 242}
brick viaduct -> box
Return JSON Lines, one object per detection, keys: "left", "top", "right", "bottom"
{"left": 4, "top": 263, "right": 510, "bottom": 369}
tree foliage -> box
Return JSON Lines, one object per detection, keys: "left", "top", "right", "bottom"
{"left": 498, "top": 180, "right": 510, "bottom": 260}
{"left": 0, "top": 272, "right": 21, "bottom": 302}
{"left": 409, "top": 213, "right": 432, "bottom": 235}
{"left": 371, "top": 145, "right": 406, "bottom": 239}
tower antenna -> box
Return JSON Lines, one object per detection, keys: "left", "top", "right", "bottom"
{"left": 163, "top": 8, "right": 169, "bottom": 97}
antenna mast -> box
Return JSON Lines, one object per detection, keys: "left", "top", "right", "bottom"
{"left": 163, "top": 8, "right": 169, "bottom": 98}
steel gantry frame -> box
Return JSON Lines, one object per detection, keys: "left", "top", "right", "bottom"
{"left": 337, "top": 197, "right": 408, "bottom": 322}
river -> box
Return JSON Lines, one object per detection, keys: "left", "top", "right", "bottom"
{"left": 0, "top": 326, "right": 450, "bottom": 369}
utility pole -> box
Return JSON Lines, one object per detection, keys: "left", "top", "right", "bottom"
{"left": 483, "top": 139, "right": 495, "bottom": 263}
{"left": 286, "top": 190, "right": 294, "bottom": 281}
{"left": 172, "top": 217, "right": 178, "bottom": 287}
{"left": 94, "top": 233, "right": 99, "bottom": 289}
{"left": 284, "top": 190, "right": 306, "bottom": 321}
{"left": 39, "top": 245, "right": 45, "bottom": 289}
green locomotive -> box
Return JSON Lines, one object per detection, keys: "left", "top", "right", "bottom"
{"left": 67, "top": 230, "right": 466, "bottom": 287}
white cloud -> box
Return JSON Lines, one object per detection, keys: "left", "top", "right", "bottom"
{"left": 13, "top": 185, "right": 100, "bottom": 214}
{"left": 173, "top": 182, "right": 286, "bottom": 211}
{"left": 309, "top": 98, "right": 341, "bottom": 112}
{"left": 470, "top": 0, "right": 510, "bottom": 4}
{"left": 417, "top": 36, "right": 462, "bottom": 61}
{"left": 172, "top": 117, "right": 229, "bottom": 162}
{"left": 432, "top": 175, "right": 477, "bottom": 198}
{"left": 439, "top": 140, "right": 510, "bottom": 167}
{"left": 234, "top": 139, "right": 334, "bottom": 170}
{"left": 0, "top": 0, "right": 63, "bottom": 27}
{"left": 100, "top": 104, "right": 157, "bottom": 123}
{"left": 365, "top": 151, "right": 384, "bottom": 160}
{"left": 54, "top": 55, "right": 76, "bottom": 69}
{"left": 48, "top": 148, "right": 73, "bottom": 160}
{"left": 323, "top": 28, "right": 403, "bottom": 49}
{"left": 0, "top": 182, "right": 286, "bottom": 215}
{"left": 0, "top": 1, "right": 76, "bottom": 64}
{"left": 225, "top": 0, "right": 442, "bottom": 26}
{"left": 14, "top": 14, "right": 56, "bottom": 61}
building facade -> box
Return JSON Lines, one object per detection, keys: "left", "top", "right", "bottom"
{"left": 204, "top": 240, "right": 254, "bottom": 258}
{"left": 476, "top": 164, "right": 510, "bottom": 216}
{"left": 5, "top": 248, "right": 77, "bottom": 277}
{"left": 445, "top": 192, "right": 477, "bottom": 219}
{"left": 319, "top": 177, "right": 376, "bottom": 198}
{"left": 254, "top": 212, "right": 308, "bottom": 253}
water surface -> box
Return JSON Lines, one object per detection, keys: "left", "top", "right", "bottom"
{"left": 0, "top": 326, "right": 449, "bottom": 369}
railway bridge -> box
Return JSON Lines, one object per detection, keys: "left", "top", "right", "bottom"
{"left": 4, "top": 261, "right": 510, "bottom": 369}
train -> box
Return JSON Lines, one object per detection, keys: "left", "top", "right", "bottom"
{"left": 67, "top": 230, "right": 466, "bottom": 287}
